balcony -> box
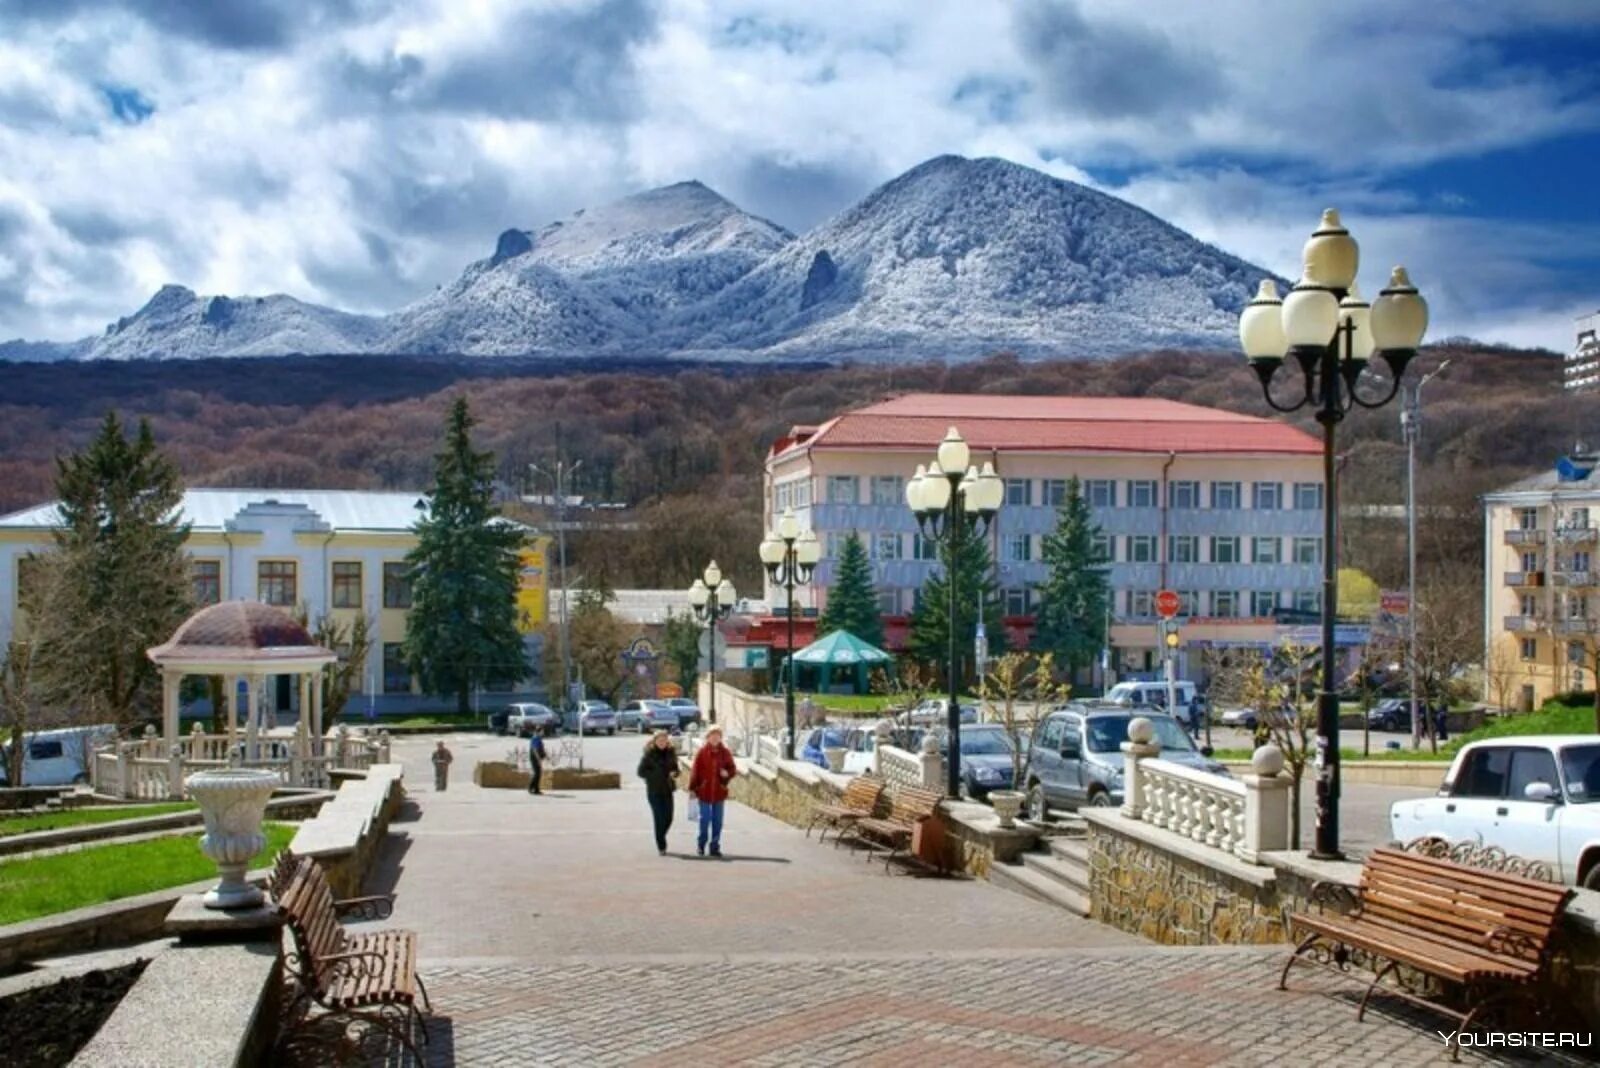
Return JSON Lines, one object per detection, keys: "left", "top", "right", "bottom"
{"left": 1505, "top": 529, "right": 1546, "bottom": 546}
{"left": 1555, "top": 619, "right": 1600, "bottom": 637}
{"left": 1504, "top": 571, "right": 1546, "bottom": 587}
{"left": 1555, "top": 526, "right": 1600, "bottom": 546}
{"left": 1503, "top": 615, "right": 1545, "bottom": 633}
{"left": 1552, "top": 571, "right": 1599, "bottom": 588}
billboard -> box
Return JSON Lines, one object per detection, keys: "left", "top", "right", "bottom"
{"left": 516, "top": 539, "right": 551, "bottom": 633}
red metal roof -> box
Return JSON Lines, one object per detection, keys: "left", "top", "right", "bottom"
{"left": 797, "top": 394, "right": 1318, "bottom": 456}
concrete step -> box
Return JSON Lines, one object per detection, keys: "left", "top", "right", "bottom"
{"left": 990, "top": 859, "right": 1091, "bottom": 916}
{"left": 1022, "top": 850, "right": 1091, "bottom": 897}
{"left": 1022, "top": 813, "right": 1087, "bottom": 838}
{"left": 1046, "top": 836, "right": 1090, "bottom": 868}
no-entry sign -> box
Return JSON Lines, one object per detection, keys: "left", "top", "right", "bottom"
{"left": 1155, "top": 589, "right": 1181, "bottom": 618}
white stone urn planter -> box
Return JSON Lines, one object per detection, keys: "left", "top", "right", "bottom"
{"left": 988, "top": 789, "right": 1025, "bottom": 829}
{"left": 822, "top": 746, "right": 847, "bottom": 773}
{"left": 185, "top": 768, "right": 280, "bottom": 910}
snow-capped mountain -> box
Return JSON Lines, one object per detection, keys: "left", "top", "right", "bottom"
{"left": 7, "top": 156, "right": 1274, "bottom": 363}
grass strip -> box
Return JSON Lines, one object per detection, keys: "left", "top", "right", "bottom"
{"left": 0, "top": 803, "right": 196, "bottom": 839}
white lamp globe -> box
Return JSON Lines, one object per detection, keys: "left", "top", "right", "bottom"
{"left": 703, "top": 561, "right": 722, "bottom": 588}
{"left": 796, "top": 530, "right": 821, "bottom": 566}
{"left": 716, "top": 579, "right": 736, "bottom": 605}
{"left": 688, "top": 579, "right": 709, "bottom": 607}
{"left": 937, "top": 427, "right": 970, "bottom": 474}
{"left": 1282, "top": 282, "right": 1339, "bottom": 349}
{"left": 1302, "top": 208, "right": 1359, "bottom": 289}
{"left": 759, "top": 533, "right": 785, "bottom": 566}
{"left": 1371, "top": 266, "right": 1429, "bottom": 350}
{"left": 1239, "top": 280, "right": 1288, "bottom": 361}
{"left": 906, "top": 464, "right": 927, "bottom": 512}
{"left": 1338, "top": 285, "right": 1374, "bottom": 363}
{"left": 977, "top": 462, "right": 1004, "bottom": 512}
{"left": 777, "top": 508, "right": 801, "bottom": 541}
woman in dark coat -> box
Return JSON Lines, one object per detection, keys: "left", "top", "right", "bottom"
{"left": 637, "top": 730, "right": 679, "bottom": 855}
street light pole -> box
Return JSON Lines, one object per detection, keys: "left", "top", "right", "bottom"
{"left": 906, "top": 429, "right": 1003, "bottom": 797}
{"left": 759, "top": 512, "right": 818, "bottom": 759}
{"left": 529, "top": 460, "right": 581, "bottom": 711}
{"left": 688, "top": 562, "right": 736, "bottom": 726}
{"left": 1402, "top": 360, "right": 1450, "bottom": 751}
{"left": 1240, "top": 209, "right": 1430, "bottom": 860}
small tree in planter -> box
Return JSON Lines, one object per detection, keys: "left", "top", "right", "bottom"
{"left": 979, "top": 652, "right": 1069, "bottom": 825}
{"left": 1210, "top": 642, "right": 1318, "bottom": 850}
{"left": 870, "top": 660, "right": 935, "bottom": 752}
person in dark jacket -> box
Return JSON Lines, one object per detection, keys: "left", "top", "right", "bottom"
{"left": 527, "top": 732, "right": 546, "bottom": 795}
{"left": 637, "top": 730, "right": 679, "bottom": 855}
{"left": 688, "top": 725, "right": 738, "bottom": 857}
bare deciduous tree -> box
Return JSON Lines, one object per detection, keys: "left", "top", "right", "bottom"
{"left": 980, "top": 651, "right": 1070, "bottom": 786}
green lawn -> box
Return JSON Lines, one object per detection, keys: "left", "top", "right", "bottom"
{"left": 0, "top": 802, "right": 195, "bottom": 838}
{"left": 1211, "top": 746, "right": 1452, "bottom": 763}
{"left": 374, "top": 711, "right": 489, "bottom": 728}
{"left": 0, "top": 822, "right": 295, "bottom": 925}
{"left": 1453, "top": 699, "right": 1595, "bottom": 745}
{"left": 811, "top": 693, "right": 983, "bottom": 715}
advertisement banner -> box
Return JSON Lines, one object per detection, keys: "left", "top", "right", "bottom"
{"left": 516, "top": 539, "right": 551, "bottom": 633}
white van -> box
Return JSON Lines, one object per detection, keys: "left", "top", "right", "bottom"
{"left": 1105, "top": 681, "right": 1200, "bottom": 726}
{"left": 0, "top": 726, "right": 117, "bottom": 787}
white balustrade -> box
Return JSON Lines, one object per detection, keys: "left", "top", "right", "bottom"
{"left": 756, "top": 735, "right": 782, "bottom": 769}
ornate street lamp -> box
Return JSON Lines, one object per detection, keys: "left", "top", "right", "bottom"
{"left": 687, "top": 561, "right": 736, "bottom": 725}
{"left": 1240, "top": 209, "right": 1429, "bottom": 860}
{"left": 905, "top": 427, "right": 1004, "bottom": 796}
{"left": 759, "top": 510, "right": 819, "bottom": 758}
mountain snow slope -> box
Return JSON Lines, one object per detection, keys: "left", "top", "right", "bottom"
{"left": 8, "top": 156, "right": 1276, "bottom": 363}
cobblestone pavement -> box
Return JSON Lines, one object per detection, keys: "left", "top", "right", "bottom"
{"left": 368, "top": 734, "right": 1501, "bottom": 1066}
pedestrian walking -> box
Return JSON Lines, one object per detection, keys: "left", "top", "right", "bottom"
{"left": 637, "top": 730, "right": 679, "bottom": 855}
{"left": 688, "top": 724, "right": 738, "bottom": 858}
{"left": 431, "top": 740, "right": 454, "bottom": 792}
{"left": 527, "top": 732, "right": 546, "bottom": 795}
{"left": 1434, "top": 702, "right": 1450, "bottom": 742}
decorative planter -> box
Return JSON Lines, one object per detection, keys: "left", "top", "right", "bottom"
{"left": 184, "top": 768, "right": 279, "bottom": 910}
{"left": 822, "top": 746, "right": 847, "bottom": 773}
{"left": 988, "top": 789, "right": 1025, "bottom": 829}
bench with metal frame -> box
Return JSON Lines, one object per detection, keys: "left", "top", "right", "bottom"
{"left": 1279, "top": 845, "right": 1571, "bottom": 1059}
{"left": 806, "top": 774, "right": 886, "bottom": 844}
{"left": 845, "top": 785, "right": 944, "bottom": 870}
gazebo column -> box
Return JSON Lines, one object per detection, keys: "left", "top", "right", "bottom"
{"left": 311, "top": 676, "right": 324, "bottom": 751}
{"left": 246, "top": 674, "right": 264, "bottom": 763}
{"left": 226, "top": 675, "right": 240, "bottom": 758}
{"left": 297, "top": 674, "right": 312, "bottom": 758}
{"left": 162, "top": 671, "right": 183, "bottom": 798}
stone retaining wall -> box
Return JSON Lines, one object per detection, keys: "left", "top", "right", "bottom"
{"left": 0, "top": 791, "right": 331, "bottom": 859}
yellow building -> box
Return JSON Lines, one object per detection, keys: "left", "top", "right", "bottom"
{"left": 0, "top": 489, "right": 548, "bottom": 709}
{"left": 1484, "top": 455, "right": 1600, "bottom": 709}
{"left": 765, "top": 394, "right": 1330, "bottom": 679}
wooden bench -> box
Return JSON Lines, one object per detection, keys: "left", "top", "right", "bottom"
{"left": 269, "top": 851, "right": 430, "bottom": 1061}
{"left": 1279, "top": 846, "right": 1571, "bottom": 1058}
{"left": 806, "top": 775, "right": 886, "bottom": 844}
{"left": 846, "top": 786, "right": 943, "bottom": 871}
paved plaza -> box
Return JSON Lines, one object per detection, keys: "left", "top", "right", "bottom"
{"left": 364, "top": 733, "right": 1498, "bottom": 1066}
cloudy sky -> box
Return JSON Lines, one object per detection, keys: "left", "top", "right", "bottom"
{"left": 0, "top": 0, "right": 1596, "bottom": 350}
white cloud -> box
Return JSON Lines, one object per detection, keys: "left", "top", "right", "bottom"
{"left": 0, "top": 0, "right": 1592, "bottom": 351}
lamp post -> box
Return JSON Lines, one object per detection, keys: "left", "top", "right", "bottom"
{"left": 759, "top": 510, "right": 819, "bottom": 759}
{"left": 527, "top": 460, "right": 581, "bottom": 712}
{"left": 905, "top": 428, "right": 1004, "bottom": 797}
{"left": 688, "top": 562, "right": 736, "bottom": 726}
{"left": 1239, "top": 209, "right": 1430, "bottom": 860}
{"left": 1402, "top": 360, "right": 1450, "bottom": 752}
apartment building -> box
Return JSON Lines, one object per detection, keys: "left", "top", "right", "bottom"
{"left": 1484, "top": 453, "right": 1600, "bottom": 709}
{"left": 764, "top": 394, "right": 1328, "bottom": 676}
{"left": 1564, "top": 312, "right": 1600, "bottom": 393}
{"left": 0, "top": 489, "right": 547, "bottom": 709}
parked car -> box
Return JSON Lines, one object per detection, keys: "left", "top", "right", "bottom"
{"left": 1390, "top": 737, "right": 1600, "bottom": 887}
{"left": 564, "top": 700, "right": 618, "bottom": 735}
{"left": 619, "top": 699, "right": 679, "bottom": 732}
{"left": 1105, "top": 680, "right": 1201, "bottom": 728}
{"left": 507, "top": 702, "right": 560, "bottom": 737}
{"left": 933, "top": 724, "right": 1020, "bottom": 801}
{"left": 1219, "top": 704, "right": 1298, "bottom": 731}
{"left": 665, "top": 697, "right": 702, "bottom": 729}
{"left": 0, "top": 725, "right": 116, "bottom": 787}
{"left": 800, "top": 726, "right": 860, "bottom": 769}
{"left": 1366, "top": 698, "right": 1412, "bottom": 732}
{"left": 487, "top": 708, "right": 511, "bottom": 736}
{"left": 1023, "top": 707, "right": 1226, "bottom": 821}
{"left": 615, "top": 700, "right": 645, "bottom": 732}
{"left": 899, "top": 698, "right": 978, "bottom": 727}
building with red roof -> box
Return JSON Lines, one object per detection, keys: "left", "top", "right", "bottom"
{"left": 763, "top": 393, "right": 1330, "bottom": 684}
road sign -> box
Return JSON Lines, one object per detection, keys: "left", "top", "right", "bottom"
{"left": 1380, "top": 590, "right": 1410, "bottom": 616}
{"left": 1155, "top": 589, "right": 1181, "bottom": 618}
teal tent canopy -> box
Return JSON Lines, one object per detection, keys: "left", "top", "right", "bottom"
{"left": 784, "top": 630, "right": 892, "bottom": 695}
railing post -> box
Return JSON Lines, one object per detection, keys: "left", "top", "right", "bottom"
{"left": 918, "top": 733, "right": 943, "bottom": 792}
{"left": 1239, "top": 744, "right": 1290, "bottom": 862}
{"left": 873, "top": 722, "right": 891, "bottom": 777}
{"left": 1119, "top": 716, "right": 1161, "bottom": 820}
{"left": 167, "top": 745, "right": 184, "bottom": 800}
{"left": 115, "top": 743, "right": 131, "bottom": 801}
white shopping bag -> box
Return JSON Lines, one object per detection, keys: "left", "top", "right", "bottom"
{"left": 687, "top": 790, "right": 698, "bottom": 821}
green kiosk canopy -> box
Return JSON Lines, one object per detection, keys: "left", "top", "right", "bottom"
{"left": 783, "top": 630, "right": 893, "bottom": 695}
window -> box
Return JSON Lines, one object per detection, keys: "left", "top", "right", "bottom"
{"left": 1576, "top": 551, "right": 1592, "bottom": 572}
{"left": 1128, "top": 480, "right": 1157, "bottom": 508}
{"left": 1177, "top": 590, "right": 1200, "bottom": 617}
{"left": 1211, "top": 536, "right": 1242, "bottom": 564}
{"left": 1521, "top": 637, "right": 1538, "bottom": 661}
{"left": 826, "top": 476, "right": 858, "bottom": 505}
{"left": 1251, "top": 591, "right": 1278, "bottom": 617}
{"left": 332, "top": 562, "right": 362, "bottom": 609}
{"left": 1508, "top": 749, "right": 1561, "bottom": 798}
{"left": 1090, "top": 533, "right": 1112, "bottom": 563}
{"left": 876, "top": 590, "right": 899, "bottom": 616}
{"left": 1294, "top": 482, "right": 1324, "bottom": 511}
{"left": 1294, "top": 590, "right": 1321, "bottom": 615}
{"left": 872, "top": 532, "right": 901, "bottom": 561}
{"left": 1130, "top": 590, "right": 1154, "bottom": 617}
{"left": 1038, "top": 716, "right": 1064, "bottom": 751}
{"left": 1571, "top": 641, "right": 1587, "bottom": 665}
{"left": 1520, "top": 593, "right": 1538, "bottom": 616}
{"left": 257, "top": 561, "right": 297, "bottom": 606}
{"left": 1573, "top": 507, "right": 1592, "bottom": 528}
{"left": 1170, "top": 535, "right": 1199, "bottom": 564}
{"left": 1211, "top": 590, "right": 1239, "bottom": 618}
{"left": 1004, "top": 479, "right": 1033, "bottom": 507}
{"left": 1453, "top": 746, "right": 1511, "bottom": 799}
{"left": 383, "top": 562, "right": 412, "bottom": 609}
{"left": 1569, "top": 596, "right": 1588, "bottom": 620}
{"left": 1004, "top": 534, "right": 1032, "bottom": 563}
{"left": 1085, "top": 479, "right": 1116, "bottom": 508}
{"left": 1169, "top": 480, "right": 1200, "bottom": 510}
{"left": 792, "top": 480, "right": 811, "bottom": 509}
{"left": 824, "top": 532, "right": 848, "bottom": 560}
{"left": 1516, "top": 507, "right": 1539, "bottom": 531}
{"left": 774, "top": 482, "right": 791, "bottom": 512}
{"left": 912, "top": 534, "right": 938, "bottom": 561}
{"left": 1292, "top": 538, "right": 1322, "bottom": 565}
{"left": 1252, "top": 482, "right": 1282, "bottom": 510}
{"left": 28, "top": 740, "right": 63, "bottom": 760}
{"left": 1042, "top": 479, "right": 1068, "bottom": 507}
{"left": 1211, "top": 481, "right": 1241, "bottom": 510}
{"left": 191, "top": 559, "right": 221, "bottom": 606}
{"left": 1252, "top": 537, "right": 1281, "bottom": 565}
{"left": 382, "top": 643, "right": 410, "bottom": 694}
{"left": 1004, "top": 588, "right": 1029, "bottom": 616}
{"left": 870, "top": 476, "right": 904, "bottom": 506}
{"left": 1128, "top": 535, "right": 1158, "bottom": 563}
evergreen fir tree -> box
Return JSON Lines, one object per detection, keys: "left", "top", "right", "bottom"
{"left": 908, "top": 526, "right": 1005, "bottom": 688}
{"left": 403, "top": 398, "right": 529, "bottom": 714}
{"left": 1032, "top": 477, "right": 1110, "bottom": 679}
{"left": 818, "top": 531, "right": 885, "bottom": 648}
{"left": 29, "top": 412, "right": 192, "bottom": 725}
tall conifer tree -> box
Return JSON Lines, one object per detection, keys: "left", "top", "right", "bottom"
{"left": 818, "top": 532, "right": 885, "bottom": 648}
{"left": 1032, "top": 477, "right": 1110, "bottom": 679}
{"left": 909, "top": 528, "right": 1005, "bottom": 687}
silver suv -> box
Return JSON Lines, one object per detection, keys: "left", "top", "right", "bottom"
{"left": 1023, "top": 705, "right": 1227, "bottom": 820}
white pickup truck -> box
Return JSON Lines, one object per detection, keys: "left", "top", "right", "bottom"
{"left": 1389, "top": 736, "right": 1600, "bottom": 887}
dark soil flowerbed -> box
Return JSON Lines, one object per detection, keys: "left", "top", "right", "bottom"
{"left": 0, "top": 961, "right": 147, "bottom": 1068}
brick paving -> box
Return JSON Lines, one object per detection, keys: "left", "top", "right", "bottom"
{"left": 365, "top": 734, "right": 1507, "bottom": 1066}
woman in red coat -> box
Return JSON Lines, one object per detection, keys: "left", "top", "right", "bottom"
{"left": 688, "top": 725, "right": 738, "bottom": 857}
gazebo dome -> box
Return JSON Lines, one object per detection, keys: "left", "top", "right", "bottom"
{"left": 148, "top": 600, "right": 335, "bottom": 670}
